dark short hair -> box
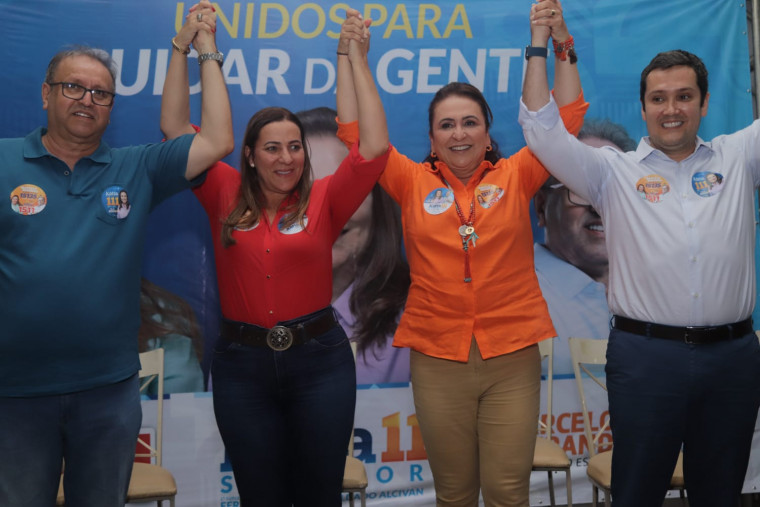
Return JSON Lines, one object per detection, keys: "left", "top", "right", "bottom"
{"left": 640, "top": 50, "right": 708, "bottom": 108}
{"left": 424, "top": 82, "right": 502, "bottom": 164}
{"left": 45, "top": 45, "right": 116, "bottom": 89}
{"left": 578, "top": 118, "right": 636, "bottom": 152}
{"left": 296, "top": 106, "right": 338, "bottom": 138}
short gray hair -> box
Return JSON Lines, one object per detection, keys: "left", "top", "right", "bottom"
{"left": 45, "top": 45, "right": 116, "bottom": 90}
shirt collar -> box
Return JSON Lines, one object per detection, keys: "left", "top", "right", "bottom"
{"left": 430, "top": 159, "right": 495, "bottom": 188}
{"left": 280, "top": 191, "right": 300, "bottom": 210}
{"left": 635, "top": 135, "right": 710, "bottom": 163}
{"left": 23, "top": 127, "right": 112, "bottom": 164}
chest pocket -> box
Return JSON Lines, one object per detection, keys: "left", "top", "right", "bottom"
{"left": 96, "top": 184, "right": 131, "bottom": 225}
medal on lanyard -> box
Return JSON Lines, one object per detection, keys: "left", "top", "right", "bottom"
{"left": 440, "top": 173, "right": 487, "bottom": 283}
{"left": 458, "top": 225, "right": 476, "bottom": 237}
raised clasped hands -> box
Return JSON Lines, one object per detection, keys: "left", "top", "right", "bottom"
{"left": 177, "top": 0, "right": 217, "bottom": 54}
{"left": 530, "top": 0, "right": 569, "bottom": 45}
{"left": 340, "top": 7, "right": 372, "bottom": 62}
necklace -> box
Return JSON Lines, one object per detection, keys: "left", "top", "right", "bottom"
{"left": 439, "top": 171, "right": 488, "bottom": 283}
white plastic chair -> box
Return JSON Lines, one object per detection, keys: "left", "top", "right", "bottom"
{"left": 532, "top": 338, "right": 572, "bottom": 506}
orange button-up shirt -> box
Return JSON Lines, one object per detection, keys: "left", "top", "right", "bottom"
{"left": 338, "top": 93, "right": 588, "bottom": 361}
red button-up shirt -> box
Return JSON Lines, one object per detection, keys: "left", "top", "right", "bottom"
{"left": 194, "top": 143, "right": 389, "bottom": 327}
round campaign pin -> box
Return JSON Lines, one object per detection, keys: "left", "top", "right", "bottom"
{"left": 10, "top": 184, "right": 47, "bottom": 216}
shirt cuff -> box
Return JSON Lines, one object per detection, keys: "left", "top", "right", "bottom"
{"left": 518, "top": 94, "right": 560, "bottom": 131}
{"left": 335, "top": 119, "right": 358, "bottom": 148}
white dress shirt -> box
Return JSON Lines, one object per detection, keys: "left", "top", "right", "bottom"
{"left": 520, "top": 96, "right": 760, "bottom": 326}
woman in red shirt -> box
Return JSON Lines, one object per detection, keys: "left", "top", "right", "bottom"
{"left": 162, "top": 6, "right": 388, "bottom": 506}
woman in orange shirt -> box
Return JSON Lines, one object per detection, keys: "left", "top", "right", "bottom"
{"left": 338, "top": 2, "right": 585, "bottom": 504}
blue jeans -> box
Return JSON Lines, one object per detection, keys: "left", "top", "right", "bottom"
{"left": 212, "top": 316, "right": 356, "bottom": 507}
{"left": 0, "top": 374, "right": 142, "bottom": 507}
{"left": 606, "top": 330, "right": 760, "bottom": 507}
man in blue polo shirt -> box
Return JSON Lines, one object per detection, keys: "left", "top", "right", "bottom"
{"left": 0, "top": 7, "right": 232, "bottom": 506}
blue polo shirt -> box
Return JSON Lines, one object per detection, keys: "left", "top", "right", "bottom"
{"left": 0, "top": 127, "right": 196, "bottom": 396}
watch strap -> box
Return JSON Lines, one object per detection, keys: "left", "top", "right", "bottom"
{"left": 525, "top": 46, "right": 549, "bottom": 60}
{"left": 198, "top": 52, "right": 224, "bottom": 66}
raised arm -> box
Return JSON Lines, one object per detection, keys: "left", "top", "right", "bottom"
{"left": 345, "top": 11, "right": 388, "bottom": 159}
{"left": 523, "top": 0, "right": 580, "bottom": 110}
{"left": 548, "top": 1, "right": 581, "bottom": 107}
{"left": 335, "top": 8, "right": 361, "bottom": 127}
{"left": 160, "top": 1, "right": 234, "bottom": 180}
{"left": 160, "top": 4, "right": 205, "bottom": 139}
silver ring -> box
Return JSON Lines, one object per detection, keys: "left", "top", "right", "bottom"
{"left": 551, "top": 9, "right": 556, "bottom": 16}
{"left": 196, "top": 12, "right": 203, "bottom": 22}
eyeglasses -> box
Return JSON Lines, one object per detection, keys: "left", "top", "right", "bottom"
{"left": 47, "top": 82, "right": 115, "bottom": 106}
{"left": 549, "top": 183, "right": 592, "bottom": 207}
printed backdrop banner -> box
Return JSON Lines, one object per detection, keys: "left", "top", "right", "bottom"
{"left": 0, "top": 0, "right": 754, "bottom": 364}
{"left": 2, "top": 1, "right": 759, "bottom": 506}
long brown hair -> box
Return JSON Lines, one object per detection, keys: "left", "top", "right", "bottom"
{"left": 296, "top": 106, "right": 410, "bottom": 354}
{"left": 221, "top": 107, "right": 313, "bottom": 247}
{"left": 138, "top": 278, "right": 203, "bottom": 363}
{"left": 349, "top": 186, "right": 410, "bottom": 354}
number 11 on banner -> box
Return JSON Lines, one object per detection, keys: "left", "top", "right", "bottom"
{"left": 381, "top": 412, "right": 427, "bottom": 462}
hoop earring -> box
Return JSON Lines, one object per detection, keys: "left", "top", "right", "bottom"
{"left": 430, "top": 150, "right": 437, "bottom": 158}
{"left": 486, "top": 145, "right": 493, "bottom": 152}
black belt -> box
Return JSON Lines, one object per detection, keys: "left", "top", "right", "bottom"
{"left": 612, "top": 315, "right": 753, "bottom": 344}
{"left": 221, "top": 308, "right": 338, "bottom": 351}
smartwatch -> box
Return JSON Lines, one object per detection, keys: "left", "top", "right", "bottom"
{"left": 525, "top": 46, "right": 549, "bottom": 60}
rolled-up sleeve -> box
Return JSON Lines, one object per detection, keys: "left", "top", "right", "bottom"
{"left": 519, "top": 95, "right": 607, "bottom": 202}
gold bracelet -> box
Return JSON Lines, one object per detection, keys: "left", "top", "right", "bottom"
{"left": 171, "top": 37, "right": 190, "bottom": 55}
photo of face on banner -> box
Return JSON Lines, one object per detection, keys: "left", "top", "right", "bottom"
{"left": 533, "top": 119, "right": 636, "bottom": 375}
{"left": 296, "top": 107, "right": 411, "bottom": 385}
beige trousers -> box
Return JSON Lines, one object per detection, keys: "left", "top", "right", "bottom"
{"left": 411, "top": 339, "right": 540, "bottom": 507}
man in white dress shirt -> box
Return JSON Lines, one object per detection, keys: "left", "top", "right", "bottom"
{"left": 520, "top": 46, "right": 760, "bottom": 507}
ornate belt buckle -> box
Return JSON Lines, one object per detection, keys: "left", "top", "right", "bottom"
{"left": 267, "top": 325, "right": 293, "bottom": 351}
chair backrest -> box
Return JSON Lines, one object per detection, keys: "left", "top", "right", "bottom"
{"left": 136, "top": 348, "right": 166, "bottom": 466}
{"left": 568, "top": 337, "right": 609, "bottom": 457}
{"left": 537, "top": 338, "right": 555, "bottom": 440}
